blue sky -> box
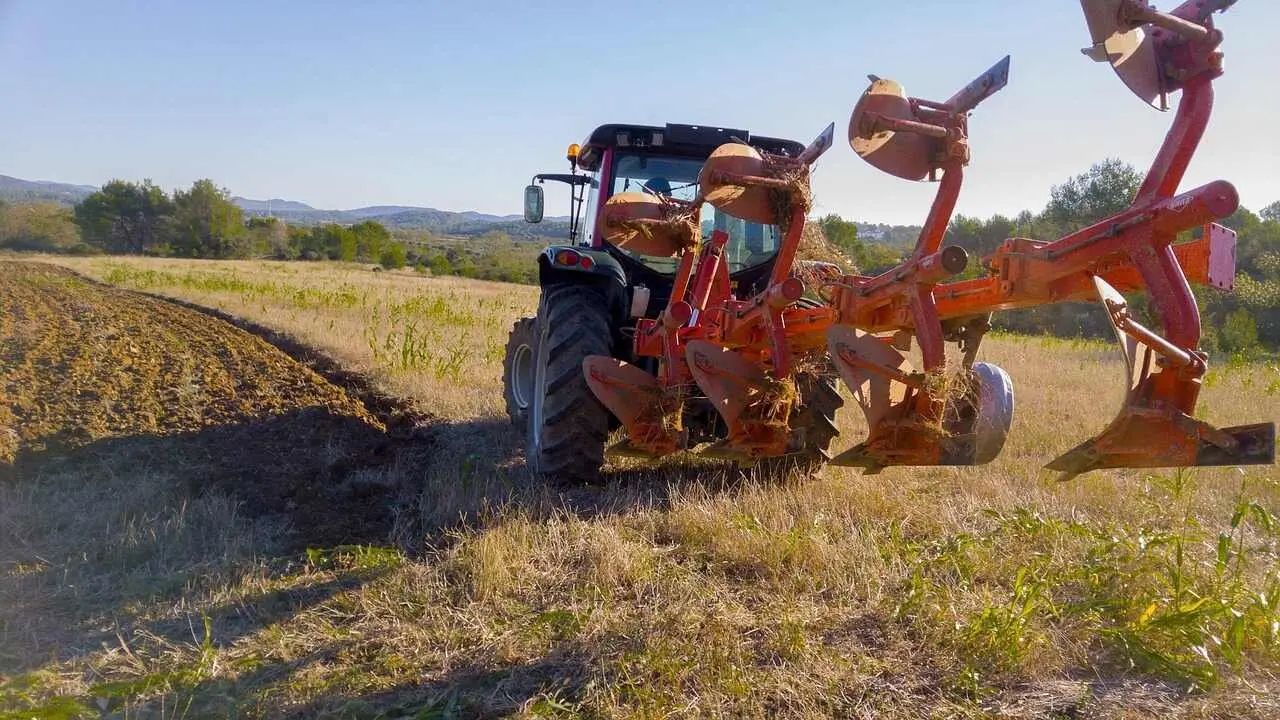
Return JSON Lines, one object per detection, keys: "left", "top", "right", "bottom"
{"left": 1, "top": 1, "right": 1276, "bottom": 225}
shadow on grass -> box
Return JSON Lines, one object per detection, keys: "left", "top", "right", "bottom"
{"left": 271, "top": 644, "right": 598, "bottom": 720}
{"left": 136, "top": 635, "right": 598, "bottom": 719}
{"left": 0, "top": 405, "right": 428, "bottom": 676}
{"left": 139, "top": 285, "right": 815, "bottom": 546}
{"left": 0, "top": 285, "right": 829, "bottom": 712}
{"left": 406, "top": 413, "right": 819, "bottom": 551}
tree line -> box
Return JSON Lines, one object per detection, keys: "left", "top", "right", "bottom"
{"left": 945, "top": 159, "right": 1280, "bottom": 356}
{"left": 814, "top": 159, "right": 1280, "bottom": 354}
{"left": 0, "top": 178, "right": 412, "bottom": 268}
{"left": 2, "top": 164, "right": 1276, "bottom": 352}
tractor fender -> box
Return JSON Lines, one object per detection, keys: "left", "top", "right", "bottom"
{"left": 537, "top": 246, "right": 629, "bottom": 318}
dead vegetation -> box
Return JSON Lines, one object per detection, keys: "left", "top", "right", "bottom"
{"left": 1, "top": 255, "right": 1278, "bottom": 719}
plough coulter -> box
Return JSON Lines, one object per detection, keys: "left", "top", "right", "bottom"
{"left": 505, "top": 0, "right": 1274, "bottom": 484}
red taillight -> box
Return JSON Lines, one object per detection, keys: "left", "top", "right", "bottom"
{"left": 554, "top": 250, "right": 580, "bottom": 266}
{"left": 579, "top": 255, "right": 594, "bottom": 270}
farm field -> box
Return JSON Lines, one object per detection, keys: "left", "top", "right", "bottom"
{"left": 2, "top": 254, "right": 1279, "bottom": 719}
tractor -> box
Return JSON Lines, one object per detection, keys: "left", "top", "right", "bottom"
{"left": 503, "top": 122, "right": 846, "bottom": 483}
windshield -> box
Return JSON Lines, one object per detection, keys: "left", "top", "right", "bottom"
{"left": 608, "top": 152, "right": 782, "bottom": 274}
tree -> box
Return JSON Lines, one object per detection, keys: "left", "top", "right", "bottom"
{"left": 351, "top": 220, "right": 391, "bottom": 262}
{"left": 338, "top": 228, "right": 357, "bottom": 262}
{"left": 819, "top": 213, "right": 860, "bottom": 257}
{"left": 74, "top": 179, "right": 173, "bottom": 254}
{"left": 1260, "top": 201, "right": 1280, "bottom": 223}
{"left": 246, "top": 217, "right": 293, "bottom": 259}
{"left": 1220, "top": 309, "right": 1259, "bottom": 353}
{"left": 426, "top": 253, "right": 453, "bottom": 275}
{"left": 1221, "top": 207, "right": 1280, "bottom": 271}
{"left": 379, "top": 242, "right": 407, "bottom": 269}
{"left": 818, "top": 213, "right": 902, "bottom": 273}
{"left": 171, "top": 179, "right": 246, "bottom": 258}
{"left": 305, "top": 223, "right": 356, "bottom": 261}
{"left": 0, "top": 202, "right": 85, "bottom": 253}
{"left": 1043, "top": 158, "right": 1144, "bottom": 230}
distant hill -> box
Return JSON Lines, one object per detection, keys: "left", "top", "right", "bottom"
{"left": 230, "top": 195, "right": 569, "bottom": 238}
{"left": 0, "top": 173, "right": 569, "bottom": 239}
{"left": 231, "top": 197, "right": 316, "bottom": 213}
{"left": 342, "top": 205, "right": 426, "bottom": 219}
{"left": 7, "top": 174, "right": 920, "bottom": 244}
{"left": 0, "top": 175, "right": 96, "bottom": 205}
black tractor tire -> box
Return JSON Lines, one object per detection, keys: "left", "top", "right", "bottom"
{"left": 751, "top": 367, "right": 845, "bottom": 480}
{"left": 525, "top": 284, "right": 614, "bottom": 484}
{"left": 502, "top": 316, "right": 538, "bottom": 430}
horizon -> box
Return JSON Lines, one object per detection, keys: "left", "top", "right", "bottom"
{"left": 2, "top": 2, "right": 1277, "bottom": 225}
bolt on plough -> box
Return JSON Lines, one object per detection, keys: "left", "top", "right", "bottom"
{"left": 505, "top": 0, "right": 1274, "bottom": 484}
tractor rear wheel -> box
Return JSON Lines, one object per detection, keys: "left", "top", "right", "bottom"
{"left": 525, "top": 284, "right": 613, "bottom": 484}
{"left": 502, "top": 317, "right": 538, "bottom": 430}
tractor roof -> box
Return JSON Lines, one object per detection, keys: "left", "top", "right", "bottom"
{"left": 574, "top": 123, "right": 806, "bottom": 172}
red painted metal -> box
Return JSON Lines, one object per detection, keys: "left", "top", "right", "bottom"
{"left": 573, "top": 2, "right": 1272, "bottom": 477}
{"left": 931, "top": 226, "right": 1236, "bottom": 319}
{"left": 589, "top": 148, "right": 614, "bottom": 249}
{"left": 820, "top": 0, "right": 1273, "bottom": 476}
{"left": 584, "top": 146, "right": 841, "bottom": 461}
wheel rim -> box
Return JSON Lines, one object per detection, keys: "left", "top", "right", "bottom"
{"left": 510, "top": 342, "right": 534, "bottom": 411}
{"left": 971, "top": 361, "right": 1015, "bottom": 464}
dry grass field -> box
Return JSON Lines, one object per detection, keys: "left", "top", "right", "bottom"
{"left": 2, "top": 254, "right": 1278, "bottom": 719}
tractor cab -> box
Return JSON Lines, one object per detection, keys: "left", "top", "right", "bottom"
{"left": 523, "top": 123, "right": 807, "bottom": 317}
{"left": 508, "top": 121, "right": 839, "bottom": 483}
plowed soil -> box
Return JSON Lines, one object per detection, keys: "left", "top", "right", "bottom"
{"left": 0, "top": 260, "right": 424, "bottom": 546}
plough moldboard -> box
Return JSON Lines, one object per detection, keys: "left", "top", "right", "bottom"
{"left": 579, "top": 0, "right": 1274, "bottom": 479}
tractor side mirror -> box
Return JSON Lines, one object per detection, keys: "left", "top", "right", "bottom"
{"left": 524, "top": 184, "right": 544, "bottom": 224}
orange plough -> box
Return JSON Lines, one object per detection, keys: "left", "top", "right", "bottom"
{"left": 818, "top": 0, "right": 1273, "bottom": 478}
{"left": 507, "top": 0, "right": 1272, "bottom": 485}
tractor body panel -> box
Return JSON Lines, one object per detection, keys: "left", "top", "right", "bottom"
{"left": 537, "top": 246, "right": 628, "bottom": 289}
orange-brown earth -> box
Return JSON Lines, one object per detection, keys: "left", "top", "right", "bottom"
{"left": 0, "top": 260, "right": 427, "bottom": 547}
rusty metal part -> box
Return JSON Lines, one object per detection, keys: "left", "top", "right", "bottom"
{"left": 600, "top": 191, "right": 698, "bottom": 257}
{"left": 824, "top": 13, "right": 1276, "bottom": 477}
{"left": 828, "top": 326, "right": 916, "bottom": 430}
{"left": 583, "top": 356, "right": 682, "bottom": 458}
{"left": 1047, "top": 410, "right": 1275, "bottom": 480}
{"left": 1096, "top": 276, "right": 1202, "bottom": 375}
{"left": 848, "top": 78, "right": 936, "bottom": 181}
{"left": 1081, "top": 0, "right": 1166, "bottom": 107}
{"left": 686, "top": 340, "right": 796, "bottom": 461}
{"left": 604, "top": 200, "right": 837, "bottom": 466}
{"left": 945, "top": 55, "right": 1012, "bottom": 114}
{"left": 1080, "top": 0, "right": 1226, "bottom": 110}
{"left": 827, "top": 168, "right": 967, "bottom": 374}
{"left": 699, "top": 143, "right": 776, "bottom": 225}
{"left": 849, "top": 56, "right": 1007, "bottom": 184}
{"left": 827, "top": 324, "right": 1015, "bottom": 472}
{"left": 930, "top": 222, "right": 1238, "bottom": 324}
{"left": 829, "top": 61, "right": 998, "bottom": 404}
{"left": 1046, "top": 276, "right": 1273, "bottom": 479}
